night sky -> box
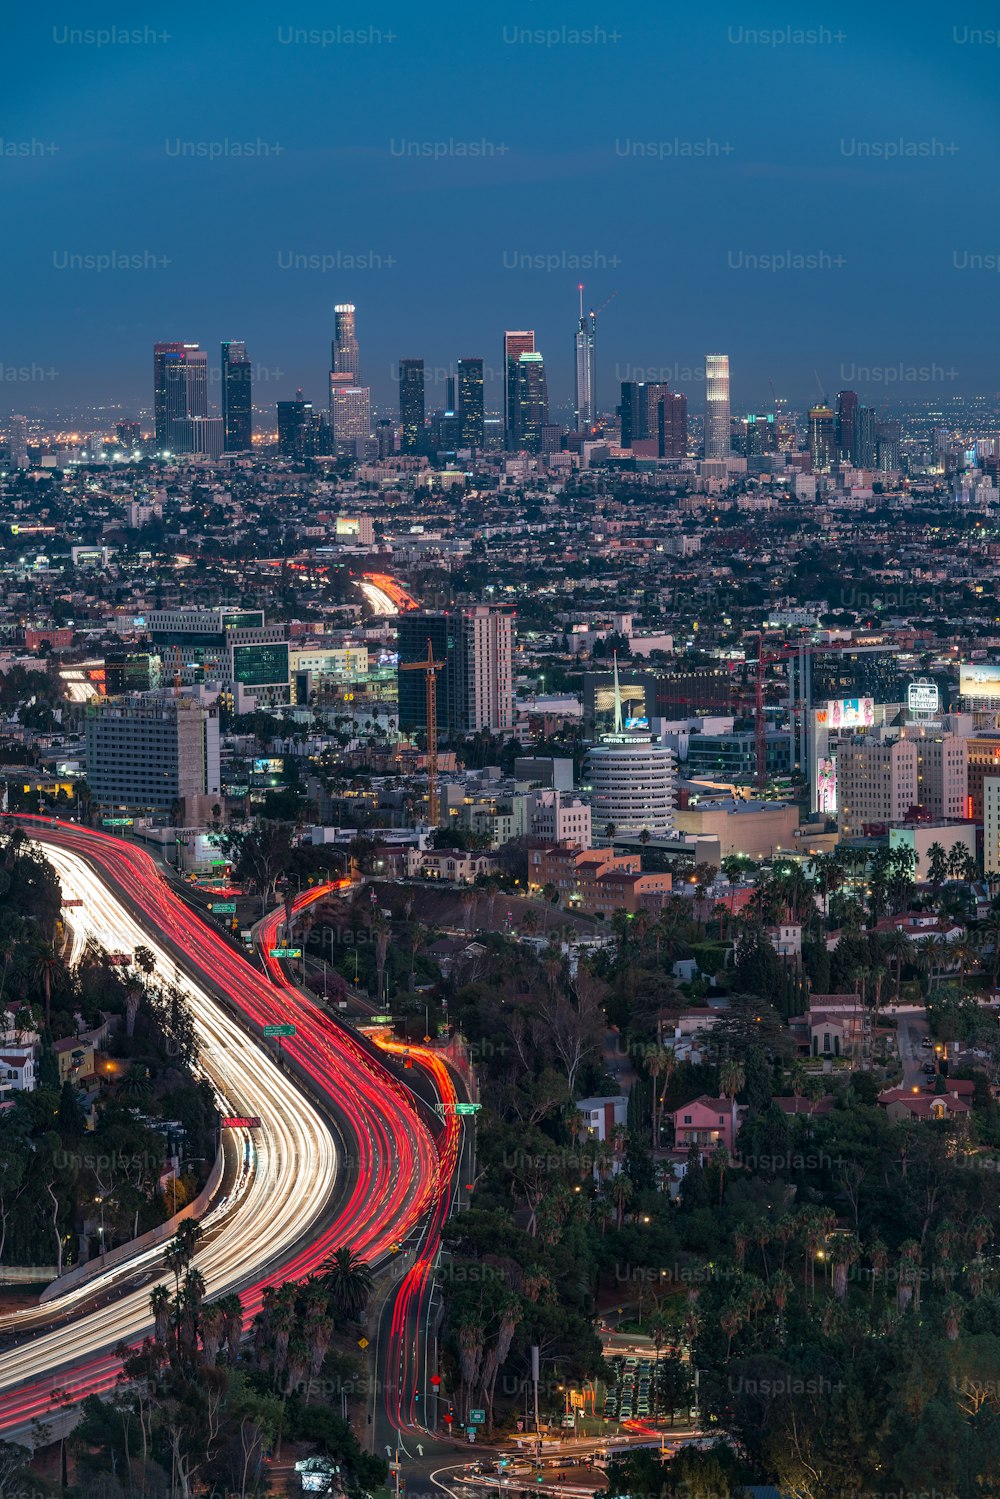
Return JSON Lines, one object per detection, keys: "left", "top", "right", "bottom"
{"left": 4, "top": 2, "right": 1000, "bottom": 418}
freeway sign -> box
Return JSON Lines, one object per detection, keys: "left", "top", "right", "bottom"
{"left": 455, "top": 1103, "right": 481, "bottom": 1115}
{"left": 357, "top": 1337, "right": 369, "bottom": 1350}
{"left": 269, "top": 947, "right": 302, "bottom": 959}
{"left": 209, "top": 902, "right": 237, "bottom": 914}
{"left": 102, "top": 817, "right": 133, "bottom": 827}
{"left": 221, "top": 1116, "right": 262, "bottom": 1129}
{"left": 61, "top": 898, "right": 83, "bottom": 907}
{"left": 264, "top": 1024, "right": 296, "bottom": 1038}
{"left": 469, "top": 1410, "right": 485, "bottom": 1424}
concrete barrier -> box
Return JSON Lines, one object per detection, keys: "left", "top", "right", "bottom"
{"left": 39, "top": 1142, "right": 225, "bottom": 1303}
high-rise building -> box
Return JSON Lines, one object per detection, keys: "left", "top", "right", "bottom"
{"left": 808, "top": 405, "right": 836, "bottom": 471}
{"left": 277, "top": 392, "right": 317, "bottom": 458}
{"left": 332, "top": 303, "right": 360, "bottom": 382}
{"left": 855, "top": 407, "right": 877, "bottom": 468}
{"left": 511, "top": 352, "right": 548, "bottom": 452}
{"left": 116, "top": 419, "right": 142, "bottom": 452}
{"left": 399, "top": 359, "right": 426, "bottom": 454}
{"left": 8, "top": 415, "right": 29, "bottom": 469}
{"left": 504, "top": 330, "right": 534, "bottom": 446}
{"left": 221, "top": 341, "right": 252, "bottom": 451}
{"left": 745, "top": 412, "right": 777, "bottom": 456}
{"left": 574, "top": 292, "right": 597, "bottom": 432}
{"left": 835, "top": 389, "right": 858, "bottom": 462}
{"left": 397, "top": 606, "right": 514, "bottom": 734}
{"left": 876, "top": 419, "right": 902, "bottom": 473}
{"left": 457, "top": 357, "right": 484, "bottom": 447}
{"left": 658, "top": 391, "right": 688, "bottom": 458}
{"left": 704, "top": 354, "right": 731, "bottom": 460}
{"left": 171, "top": 415, "right": 224, "bottom": 460}
{"left": 85, "top": 693, "right": 221, "bottom": 814}
{"left": 153, "top": 342, "right": 208, "bottom": 451}
{"left": 329, "top": 377, "right": 371, "bottom": 456}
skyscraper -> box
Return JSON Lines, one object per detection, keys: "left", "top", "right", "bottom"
{"left": 457, "top": 358, "right": 484, "bottom": 447}
{"left": 835, "top": 389, "right": 858, "bottom": 463}
{"left": 855, "top": 407, "right": 877, "bottom": 468}
{"left": 332, "top": 303, "right": 360, "bottom": 382}
{"left": 659, "top": 392, "right": 688, "bottom": 458}
{"left": 329, "top": 381, "right": 371, "bottom": 456}
{"left": 399, "top": 359, "right": 426, "bottom": 454}
{"left": 504, "top": 330, "right": 534, "bottom": 446}
{"left": 744, "top": 413, "right": 777, "bottom": 456}
{"left": 619, "top": 381, "right": 670, "bottom": 449}
{"left": 876, "top": 419, "right": 902, "bottom": 473}
{"left": 221, "top": 341, "right": 252, "bottom": 451}
{"left": 511, "top": 352, "right": 548, "bottom": 452}
{"left": 7, "top": 415, "right": 29, "bottom": 470}
{"left": 277, "top": 392, "right": 316, "bottom": 458}
{"left": 809, "top": 405, "right": 836, "bottom": 470}
{"left": 704, "top": 354, "right": 731, "bottom": 460}
{"left": 153, "top": 343, "right": 208, "bottom": 450}
{"left": 574, "top": 290, "right": 596, "bottom": 433}
{"left": 397, "top": 606, "right": 514, "bottom": 735}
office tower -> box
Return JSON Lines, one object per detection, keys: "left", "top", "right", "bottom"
{"left": 836, "top": 738, "right": 918, "bottom": 837}
{"left": 457, "top": 357, "right": 484, "bottom": 447}
{"left": 116, "top": 419, "right": 142, "bottom": 452}
{"left": 619, "top": 382, "right": 640, "bottom": 448}
{"left": 397, "top": 606, "right": 514, "bottom": 735}
{"left": 277, "top": 392, "right": 315, "bottom": 458}
{"left": 808, "top": 405, "right": 836, "bottom": 470}
{"left": 704, "top": 353, "right": 731, "bottom": 460}
{"left": 8, "top": 415, "right": 29, "bottom": 469}
{"left": 399, "top": 359, "right": 426, "bottom": 454}
{"left": 745, "top": 412, "right": 777, "bottom": 456}
{"left": 855, "top": 406, "right": 877, "bottom": 467}
{"left": 171, "top": 415, "right": 225, "bottom": 460}
{"left": 504, "top": 330, "right": 534, "bottom": 446}
{"left": 153, "top": 342, "right": 208, "bottom": 450}
{"left": 221, "top": 341, "right": 252, "bottom": 451}
{"left": 574, "top": 290, "right": 597, "bottom": 432}
{"left": 835, "top": 389, "right": 858, "bottom": 462}
{"left": 329, "top": 377, "right": 371, "bottom": 456}
{"left": 85, "top": 695, "right": 221, "bottom": 814}
{"left": 511, "top": 352, "right": 548, "bottom": 452}
{"left": 430, "top": 408, "right": 461, "bottom": 451}
{"left": 375, "top": 419, "right": 395, "bottom": 459}
{"left": 876, "top": 419, "right": 902, "bottom": 473}
{"left": 332, "top": 303, "right": 360, "bottom": 382}
{"left": 619, "top": 381, "right": 670, "bottom": 450}
{"left": 659, "top": 392, "right": 688, "bottom": 458}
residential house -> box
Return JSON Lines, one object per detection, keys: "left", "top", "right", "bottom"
{"left": 668, "top": 1095, "right": 746, "bottom": 1159}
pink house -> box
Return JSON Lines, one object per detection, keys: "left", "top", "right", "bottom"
{"left": 668, "top": 1095, "right": 745, "bottom": 1159}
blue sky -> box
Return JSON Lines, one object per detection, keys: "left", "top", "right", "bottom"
{"left": 3, "top": 2, "right": 999, "bottom": 417}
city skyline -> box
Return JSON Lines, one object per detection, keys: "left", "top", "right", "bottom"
{"left": 5, "top": 8, "right": 1000, "bottom": 410}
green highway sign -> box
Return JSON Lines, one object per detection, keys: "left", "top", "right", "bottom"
{"left": 269, "top": 947, "right": 302, "bottom": 959}
{"left": 264, "top": 1023, "right": 296, "bottom": 1038}
{"left": 102, "top": 817, "right": 133, "bottom": 827}
{"left": 210, "top": 902, "right": 236, "bottom": 914}
{"left": 370, "top": 1014, "right": 393, "bottom": 1023}
{"left": 454, "top": 1103, "right": 481, "bottom": 1115}
{"left": 469, "top": 1410, "right": 485, "bottom": 1424}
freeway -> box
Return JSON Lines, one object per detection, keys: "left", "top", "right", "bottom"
{"left": 0, "top": 817, "right": 441, "bottom": 1438}
{"left": 257, "top": 890, "right": 468, "bottom": 1449}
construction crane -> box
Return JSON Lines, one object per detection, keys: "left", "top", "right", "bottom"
{"left": 400, "top": 639, "right": 445, "bottom": 828}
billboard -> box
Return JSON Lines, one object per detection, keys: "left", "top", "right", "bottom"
{"left": 907, "top": 680, "right": 940, "bottom": 716}
{"left": 821, "top": 697, "right": 874, "bottom": 730}
{"left": 961, "top": 663, "right": 1000, "bottom": 702}
{"left": 817, "top": 756, "right": 837, "bottom": 814}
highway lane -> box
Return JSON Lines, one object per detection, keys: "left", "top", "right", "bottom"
{"left": 0, "top": 818, "right": 441, "bottom": 1438}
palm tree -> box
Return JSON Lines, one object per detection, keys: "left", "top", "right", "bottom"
{"left": 719, "top": 1059, "right": 745, "bottom": 1101}
{"left": 771, "top": 1270, "right": 793, "bottom": 1332}
{"left": 218, "top": 1291, "right": 244, "bottom": 1362}
{"left": 200, "top": 1303, "right": 225, "bottom": 1365}
{"left": 322, "top": 1246, "right": 374, "bottom": 1321}
{"left": 868, "top": 1236, "right": 888, "bottom": 1305}
{"left": 33, "top": 946, "right": 64, "bottom": 1028}
{"left": 150, "top": 1284, "right": 172, "bottom": 1345}
{"left": 829, "top": 1234, "right": 860, "bottom": 1302}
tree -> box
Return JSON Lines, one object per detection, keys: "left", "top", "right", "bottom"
{"left": 33, "top": 945, "right": 64, "bottom": 1028}
{"left": 322, "top": 1246, "right": 374, "bottom": 1321}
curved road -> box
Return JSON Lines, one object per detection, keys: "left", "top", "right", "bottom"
{"left": 0, "top": 818, "right": 440, "bottom": 1438}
